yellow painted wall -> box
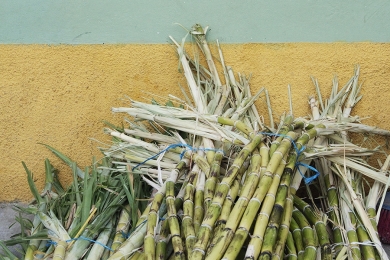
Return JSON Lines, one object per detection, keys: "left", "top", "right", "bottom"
{"left": 1, "top": 43, "right": 389, "bottom": 202}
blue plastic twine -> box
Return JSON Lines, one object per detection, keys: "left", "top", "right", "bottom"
{"left": 259, "top": 132, "right": 320, "bottom": 184}
{"left": 66, "top": 236, "right": 114, "bottom": 251}
{"left": 132, "top": 143, "right": 224, "bottom": 170}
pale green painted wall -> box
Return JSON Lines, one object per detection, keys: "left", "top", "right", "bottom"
{"left": 1, "top": 0, "right": 390, "bottom": 44}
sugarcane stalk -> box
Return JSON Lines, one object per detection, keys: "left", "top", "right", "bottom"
{"left": 207, "top": 177, "right": 240, "bottom": 256}
{"left": 111, "top": 205, "right": 131, "bottom": 254}
{"left": 205, "top": 147, "right": 260, "bottom": 259}
{"left": 272, "top": 194, "right": 293, "bottom": 260}
{"left": 289, "top": 217, "right": 304, "bottom": 260}
{"left": 129, "top": 251, "right": 144, "bottom": 260}
{"left": 339, "top": 195, "right": 361, "bottom": 260}
{"left": 322, "top": 158, "right": 343, "bottom": 254}
{"left": 204, "top": 151, "right": 223, "bottom": 210}
{"left": 208, "top": 147, "right": 261, "bottom": 257}
{"left": 165, "top": 178, "right": 185, "bottom": 260}
{"left": 269, "top": 115, "right": 294, "bottom": 156}
{"left": 191, "top": 133, "right": 263, "bottom": 260}
{"left": 243, "top": 155, "right": 289, "bottom": 260}
{"left": 101, "top": 227, "right": 116, "bottom": 260}
{"left": 107, "top": 221, "right": 147, "bottom": 260}
{"left": 366, "top": 155, "right": 390, "bottom": 236}
{"left": 156, "top": 218, "right": 170, "bottom": 260}
{"left": 333, "top": 164, "right": 388, "bottom": 260}
{"left": 52, "top": 240, "right": 67, "bottom": 260}
{"left": 356, "top": 221, "right": 377, "bottom": 260}
{"left": 86, "top": 220, "right": 114, "bottom": 260}
{"left": 182, "top": 164, "right": 200, "bottom": 258}
{"left": 194, "top": 170, "right": 206, "bottom": 234}
{"left": 293, "top": 195, "right": 331, "bottom": 259}
{"left": 66, "top": 189, "right": 126, "bottom": 259}
{"left": 259, "top": 155, "right": 295, "bottom": 260}
{"left": 284, "top": 231, "right": 298, "bottom": 260}
{"left": 144, "top": 160, "right": 187, "bottom": 260}
{"left": 214, "top": 132, "right": 296, "bottom": 260}
{"left": 292, "top": 208, "right": 317, "bottom": 259}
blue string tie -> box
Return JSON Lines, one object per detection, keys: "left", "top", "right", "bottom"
{"left": 259, "top": 132, "right": 320, "bottom": 184}
{"left": 132, "top": 143, "right": 224, "bottom": 170}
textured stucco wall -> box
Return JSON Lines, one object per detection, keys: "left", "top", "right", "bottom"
{"left": 1, "top": 43, "right": 389, "bottom": 201}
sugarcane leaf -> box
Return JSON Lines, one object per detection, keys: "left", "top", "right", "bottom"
{"left": 72, "top": 162, "right": 82, "bottom": 207}
{"left": 44, "top": 158, "right": 54, "bottom": 184}
{"left": 22, "top": 162, "right": 43, "bottom": 205}
{"left": 39, "top": 143, "right": 84, "bottom": 179}
{"left": 80, "top": 167, "right": 93, "bottom": 226}
{"left": 0, "top": 240, "right": 18, "bottom": 259}
{"left": 102, "top": 120, "right": 124, "bottom": 132}
{"left": 165, "top": 100, "right": 174, "bottom": 107}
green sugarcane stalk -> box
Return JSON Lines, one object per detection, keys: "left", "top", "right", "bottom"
{"left": 107, "top": 221, "right": 147, "bottom": 260}
{"left": 35, "top": 239, "right": 47, "bottom": 259}
{"left": 340, "top": 197, "right": 361, "bottom": 260}
{"left": 213, "top": 132, "right": 296, "bottom": 260}
{"left": 86, "top": 220, "right": 114, "bottom": 260}
{"left": 156, "top": 218, "right": 170, "bottom": 260}
{"left": 136, "top": 203, "right": 151, "bottom": 226}
{"left": 52, "top": 240, "right": 67, "bottom": 260}
{"left": 36, "top": 210, "right": 70, "bottom": 259}
{"left": 182, "top": 151, "right": 210, "bottom": 178}
{"left": 284, "top": 231, "right": 298, "bottom": 260}
{"left": 194, "top": 170, "right": 206, "bottom": 234}
{"left": 243, "top": 155, "right": 289, "bottom": 260}
{"left": 144, "top": 160, "right": 187, "bottom": 260}
{"left": 205, "top": 147, "right": 261, "bottom": 258}
{"left": 182, "top": 164, "right": 200, "bottom": 258}
{"left": 366, "top": 207, "right": 379, "bottom": 237}
{"left": 204, "top": 151, "right": 223, "bottom": 211}
{"left": 292, "top": 208, "right": 317, "bottom": 260}
{"left": 111, "top": 205, "right": 131, "bottom": 254}
{"left": 293, "top": 195, "right": 331, "bottom": 259}
{"left": 101, "top": 228, "right": 116, "bottom": 260}
{"left": 259, "top": 155, "right": 295, "bottom": 260}
{"left": 356, "top": 222, "right": 377, "bottom": 260}
{"left": 191, "top": 133, "right": 263, "bottom": 260}
{"left": 66, "top": 189, "right": 126, "bottom": 259}
{"left": 289, "top": 218, "right": 304, "bottom": 260}
{"left": 207, "top": 178, "right": 240, "bottom": 257}
{"left": 24, "top": 233, "right": 41, "bottom": 260}
{"left": 269, "top": 115, "right": 294, "bottom": 156}
{"left": 222, "top": 159, "right": 287, "bottom": 260}
{"left": 272, "top": 194, "right": 294, "bottom": 260}
{"left": 323, "top": 165, "right": 343, "bottom": 254}
{"left": 129, "top": 251, "right": 144, "bottom": 260}
{"left": 174, "top": 154, "right": 197, "bottom": 212}
{"left": 166, "top": 180, "right": 185, "bottom": 260}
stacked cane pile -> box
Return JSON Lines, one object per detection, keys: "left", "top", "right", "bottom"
{"left": 2, "top": 24, "right": 390, "bottom": 260}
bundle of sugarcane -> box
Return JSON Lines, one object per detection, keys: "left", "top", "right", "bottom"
{"left": 1, "top": 147, "right": 153, "bottom": 260}
{"left": 3, "top": 24, "right": 390, "bottom": 260}
{"left": 101, "top": 25, "right": 390, "bottom": 260}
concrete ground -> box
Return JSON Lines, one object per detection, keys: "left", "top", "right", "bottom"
{"left": 1, "top": 202, "right": 390, "bottom": 258}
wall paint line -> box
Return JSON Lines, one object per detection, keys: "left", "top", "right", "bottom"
{"left": 1, "top": 0, "right": 390, "bottom": 44}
